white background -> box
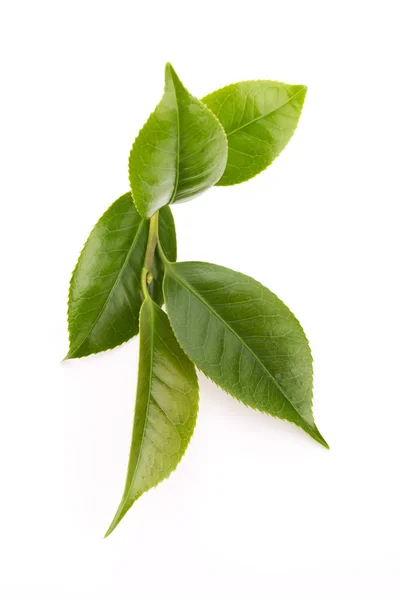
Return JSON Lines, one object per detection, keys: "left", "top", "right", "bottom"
{"left": 1, "top": 0, "right": 399, "bottom": 598}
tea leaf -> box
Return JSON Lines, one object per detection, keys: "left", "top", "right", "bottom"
{"left": 163, "top": 261, "right": 327, "bottom": 447}
{"left": 129, "top": 63, "right": 227, "bottom": 218}
{"left": 105, "top": 297, "right": 199, "bottom": 536}
{"left": 202, "top": 81, "right": 306, "bottom": 185}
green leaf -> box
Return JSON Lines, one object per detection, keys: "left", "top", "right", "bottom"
{"left": 202, "top": 81, "right": 307, "bottom": 186}
{"left": 129, "top": 63, "right": 228, "bottom": 218}
{"left": 105, "top": 297, "right": 199, "bottom": 537}
{"left": 163, "top": 261, "right": 327, "bottom": 448}
{"left": 66, "top": 193, "right": 176, "bottom": 359}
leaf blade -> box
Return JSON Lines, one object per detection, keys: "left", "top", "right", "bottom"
{"left": 163, "top": 261, "right": 327, "bottom": 447}
{"left": 202, "top": 81, "right": 307, "bottom": 185}
{"left": 105, "top": 297, "right": 199, "bottom": 536}
{"left": 129, "top": 63, "right": 228, "bottom": 218}
{"left": 66, "top": 193, "right": 176, "bottom": 359}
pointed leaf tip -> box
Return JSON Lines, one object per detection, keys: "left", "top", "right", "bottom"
{"left": 165, "top": 62, "right": 181, "bottom": 87}
{"left": 164, "top": 62, "right": 180, "bottom": 89}
{"left": 104, "top": 505, "right": 127, "bottom": 538}
{"left": 312, "top": 426, "right": 329, "bottom": 449}
{"left": 303, "top": 419, "right": 329, "bottom": 449}
{"left": 164, "top": 62, "right": 172, "bottom": 79}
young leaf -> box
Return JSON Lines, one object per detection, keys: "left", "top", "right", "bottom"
{"left": 66, "top": 193, "right": 176, "bottom": 359}
{"left": 202, "top": 81, "right": 307, "bottom": 186}
{"left": 129, "top": 63, "right": 228, "bottom": 218}
{"left": 105, "top": 297, "right": 199, "bottom": 537}
{"left": 163, "top": 261, "right": 327, "bottom": 448}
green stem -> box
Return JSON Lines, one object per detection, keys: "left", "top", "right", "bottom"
{"left": 156, "top": 235, "right": 171, "bottom": 267}
{"left": 141, "top": 211, "right": 159, "bottom": 297}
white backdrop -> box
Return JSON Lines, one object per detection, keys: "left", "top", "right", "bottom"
{"left": 1, "top": 1, "right": 399, "bottom": 598}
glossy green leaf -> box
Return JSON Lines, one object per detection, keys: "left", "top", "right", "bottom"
{"left": 105, "top": 297, "right": 199, "bottom": 537}
{"left": 163, "top": 261, "right": 327, "bottom": 448}
{"left": 66, "top": 193, "right": 176, "bottom": 359}
{"left": 202, "top": 81, "right": 307, "bottom": 186}
{"left": 129, "top": 63, "right": 228, "bottom": 218}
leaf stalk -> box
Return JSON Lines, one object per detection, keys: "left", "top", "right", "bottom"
{"left": 141, "top": 211, "right": 159, "bottom": 297}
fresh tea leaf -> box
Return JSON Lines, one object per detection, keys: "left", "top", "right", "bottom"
{"left": 66, "top": 193, "right": 176, "bottom": 359}
{"left": 129, "top": 63, "right": 228, "bottom": 218}
{"left": 105, "top": 297, "right": 199, "bottom": 537}
{"left": 202, "top": 81, "right": 307, "bottom": 186}
{"left": 163, "top": 261, "right": 327, "bottom": 447}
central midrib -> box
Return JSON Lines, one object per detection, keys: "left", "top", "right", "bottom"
{"left": 169, "top": 266, "right": 314, "bottom": 431}
{"left": 126, "top": 298, "right": 155, "bottom": 499}
{"left": 168, "top": 79, "right": 180, "bottom": 205}
{"left": 226, "top": 87, "right": 305, "bottom": 137}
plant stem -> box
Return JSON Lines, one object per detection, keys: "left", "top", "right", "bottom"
{"left": 156, "top": 234, "right": 171, "bottom": 267}
{"left": 141, "top": 211, "right": 159, "bottom": 297}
